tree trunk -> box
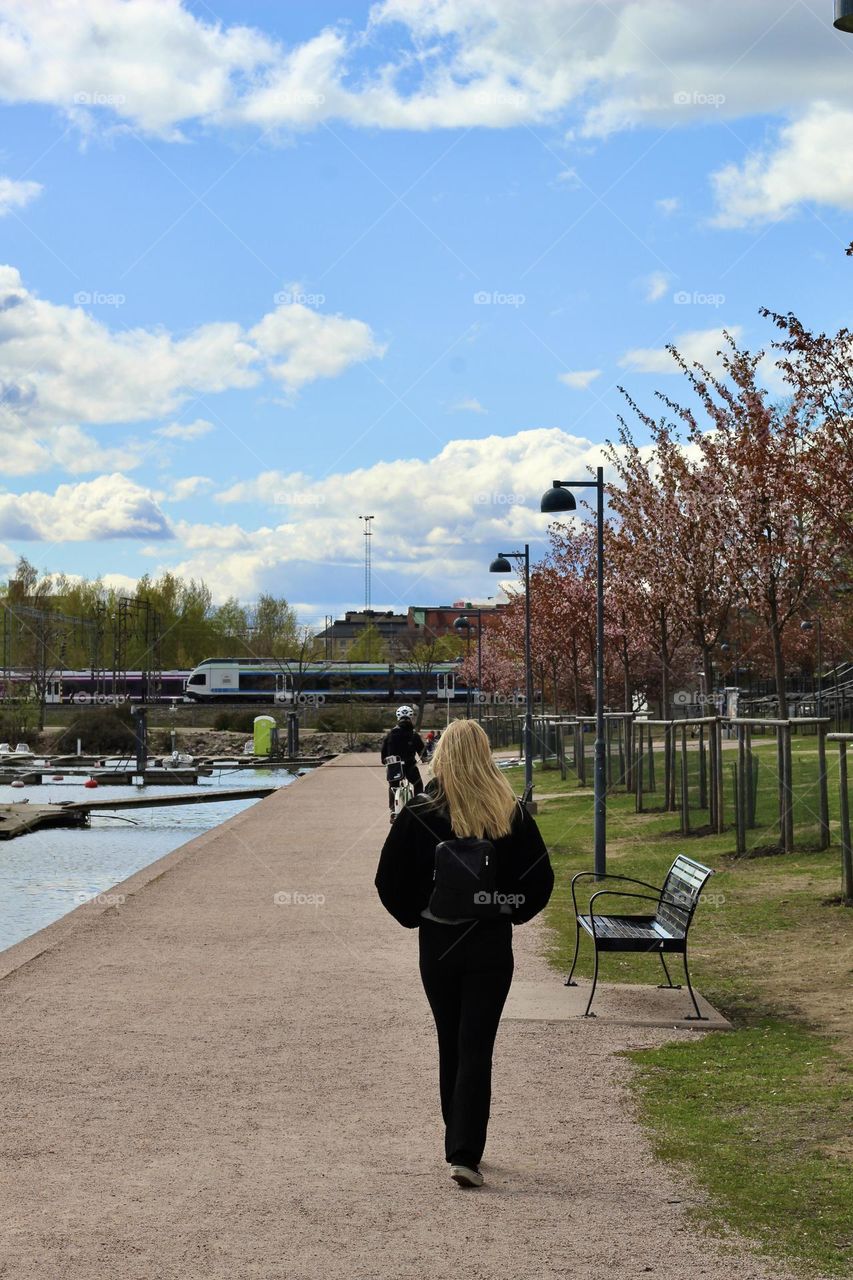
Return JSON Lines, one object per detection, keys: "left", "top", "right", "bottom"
{"left": 768, "top": 591, "right": 787, "bottom": 717}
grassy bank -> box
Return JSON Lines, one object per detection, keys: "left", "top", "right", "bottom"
{"left": 504, "top": 748, "right": 853, "bottom": 1276}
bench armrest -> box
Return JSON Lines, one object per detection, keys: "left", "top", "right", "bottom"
{"left": 570, "top": 871, "right": 665, "bottom": 919}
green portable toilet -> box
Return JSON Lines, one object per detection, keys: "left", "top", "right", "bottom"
{"left": 253, "top": 715, "right": 276, "bottom": 756}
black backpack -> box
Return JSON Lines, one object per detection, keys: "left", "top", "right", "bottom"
{"left": 428, "top": 837, "right": 501, "bottom": 920}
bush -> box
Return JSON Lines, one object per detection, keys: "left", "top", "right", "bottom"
{"left": 315, "top": 704, "right": 390, "bottom": 734}
{"left": 55, "top": 708, "right": 137, "bottom": 754}
{"left": 212, "top": 709, "right": 262, "bottom": 734}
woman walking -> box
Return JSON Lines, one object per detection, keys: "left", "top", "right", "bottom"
{"left": 375, "top": 719, "right": 553, "bottom": 1188}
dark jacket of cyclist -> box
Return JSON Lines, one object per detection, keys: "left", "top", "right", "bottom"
{"left": 381, "top": 708, "right": 425, "bottom": 812}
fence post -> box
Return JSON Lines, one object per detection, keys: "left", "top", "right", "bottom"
{"left": 838, "top": 742, "right": 852, "bottom": 904}
{"left": 648, "top": 725, "right": 656, "bottom": 792}
{"left": 708, "top": 720, "right": 717, "bottom": 829}
{"left": 663, "top": 723, "right": 672, "bottom": 811}
{"left": 745, "top": 723, "right": 754, "bottom": 829}
{"left": 783, "top": 720, "right": 794, "bottom": 852}
{"left": 737, "top": 724, "right": 747, "bottom": 853}
{"left": 698, "top": 723, "right": 707, "bottom": 811}
{"left": 818, "top": 721, "right": 830, "bottom": 851}
{"left": 635, "top": 720, "right": 644, "bottom": 814}
{"left": 680, "top": 722, "right": 690, "bottom": 835}
{"left": 775, "top": 725, "right": 787, "bottom": 851}
{"left": 715, "top": 718, "right": 725, "bottom": 834}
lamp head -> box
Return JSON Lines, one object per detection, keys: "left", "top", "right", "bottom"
{"left": 800, "top": 620, "right": 814, "bottom": 633}
{"left": 835, "top": 1, "right": 853, "bottom": 32}
{"left": 489, "top": 555, "right": 513, "bottom": 573}
{"left": 540, "top": 481, "right": 577, "bottom": 514}
{"left": 454, "top": 616, "right": 470, "bottom": 631}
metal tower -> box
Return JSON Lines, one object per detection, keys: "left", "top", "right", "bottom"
{"left": 359, "top": 515, "right": 374, "bottom": 612}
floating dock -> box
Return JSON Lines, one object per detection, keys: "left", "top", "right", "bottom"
{"left": 0, "top": 786, "right": 279, "bottom": 840}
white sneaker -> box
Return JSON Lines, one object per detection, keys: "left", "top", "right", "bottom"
{"left": 450, "top": 1164, "right": 484, "bottom": 1188}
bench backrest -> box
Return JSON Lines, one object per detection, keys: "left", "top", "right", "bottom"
{"left": 655, "top": 856, "right": 714, "bottom": 938}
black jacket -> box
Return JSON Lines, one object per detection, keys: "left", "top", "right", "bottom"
{"left": 380, "top": 723, "right": 425, "bottom": 767}
{"left": 375, "top": 791, "right": 554, "bottom": 929}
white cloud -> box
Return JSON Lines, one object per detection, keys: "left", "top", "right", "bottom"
{"left": 0, "top": 424, "right": 144, "bottom": 475}
{"left": 712, "top": 103, "right": 853, "bottom": 227}
{"left": 558, "top": 369, "right": 601, "bottom": 390}
{"left": 0, "top": 474, "right": 172, "bottom": 540}
{"left": 154, "top": 418, "right": 215, "bottom": 441}
{"left": 644, "top": 272, "right": 669, "bottom": 303}
{"left": 248, "top": 304, "right": 384, "bottom": 390}
{"left": 153, "top": 427, "right": 602, "bottom": 600}
{"left": 448, "top": 397, "right": 487, "bottom": 413}
{"left": 620, "top": 326, "right": 743, "bottom": 375}
{"left": 0, "top": 0, "right": 843, "bottom": 139}
{"left": 0, "top": 266, "right": 382, "bottom": 445}
{"left": 656, "top": 197, "right": 680, "bottom": 216}
{"left": 164, "top": 476, "right": 215, "bottom": 502}
{"left": 0, "top": 176, "right": 42, "bottom": 216}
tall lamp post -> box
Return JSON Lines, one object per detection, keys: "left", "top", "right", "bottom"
{"left": 489, "top": 546, "right": 533, "bottom": 803}
{"left": 541, "top": 467, "right": 606, "bottom": 879}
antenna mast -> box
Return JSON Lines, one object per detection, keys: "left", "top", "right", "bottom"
{"left": 359, "top": 515, "right": 374, "bottom": 612}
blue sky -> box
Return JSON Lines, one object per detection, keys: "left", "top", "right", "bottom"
{"left": 0, "top": 0, "right": 851, "bottom": 625}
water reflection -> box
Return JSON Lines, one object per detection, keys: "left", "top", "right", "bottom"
{"left": 0, "top": 767, "right": 299, "bottom": 953}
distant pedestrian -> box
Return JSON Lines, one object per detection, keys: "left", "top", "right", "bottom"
{"left": 375, "top": 718, "right": 553, "bottom": 1188}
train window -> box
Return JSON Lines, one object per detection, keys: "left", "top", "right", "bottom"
{"left": 187, "top": 673, "right": 207, "bottom": 686}
{"left": 239, "top": 672, "right": 276, "bottom": 691}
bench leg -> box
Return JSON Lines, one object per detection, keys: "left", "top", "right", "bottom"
{"left": 583, "top": 944, "right": 599, "bottom": 1017}
{"left": 657, "top": 951, "right": 682, "bottom": 990}
{"left": 565, "top": 918, "right": 582, "bottom": 987}
{"left": 681, "top": 946, "right": 707, "bottom": 1021}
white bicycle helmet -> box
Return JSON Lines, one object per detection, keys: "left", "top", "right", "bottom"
{"left": 395, "top": 705, "right": 415, "bottom": 722}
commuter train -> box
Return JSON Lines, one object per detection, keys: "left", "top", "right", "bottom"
{"left": 183, "top": 658, "right": 466, "bottom": 703}
{"left": 0, "top": 670, "right": 190, "bottom": 704}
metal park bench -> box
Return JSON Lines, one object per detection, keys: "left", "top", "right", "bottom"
{"left": 566, "top": 855, "right": 714, "bottom": 1020}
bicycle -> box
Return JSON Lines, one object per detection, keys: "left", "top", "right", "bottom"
{"left": 385, "top": 755, "right": 417, "bottom": 822}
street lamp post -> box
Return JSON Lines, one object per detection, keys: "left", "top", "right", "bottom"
{"left": 489, "top": 546, "right": 533, "bottom": 803}
{"left": 541, "top": 467, "right": 606, "bottom": 879}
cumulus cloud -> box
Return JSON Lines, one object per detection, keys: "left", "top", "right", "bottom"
{"left": 144, "top": 427, "right": 601, "bottom": 600}
{"left": 154, "top": 418, "right": 215, "bottom": 441}
{"left": 0, "top": 474, "right": 172, "bottom": 540}
{"left": 0, "top": 176, "right": 42, "bottom": 216}
{"left": 0, "top": 265, "right": 382, "bottom": 442}
{"left": 620, "top": 327, "right": 743, "bottom": 375}
{"left": 558, "top": 369, "right": 601, "bottom": 390}
{"left": 711, "top": 103, "right": 853, "bottom": 227}
{"left": 163, "top": 476, "right": 215, "bottom": 502}
{"left": 0, "top": 0, "right": 843, "bottom": 141}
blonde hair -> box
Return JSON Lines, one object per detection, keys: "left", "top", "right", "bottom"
{"left": 430, "top": 719, "right": 518, "bottom": 839}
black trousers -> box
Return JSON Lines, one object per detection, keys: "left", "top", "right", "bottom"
{"left": 387, "top": 764, "right": 423, "bottom": 811}
{"left": 418, "top": 917, "right": 514, "bottom": 1168}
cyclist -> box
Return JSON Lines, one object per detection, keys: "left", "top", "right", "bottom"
{"left": 381, "top": 705, "right": 426, "bottom": 820}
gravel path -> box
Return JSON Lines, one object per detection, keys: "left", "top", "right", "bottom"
{"left": 0, "top": 755, "right": 811, "bottom": 1279}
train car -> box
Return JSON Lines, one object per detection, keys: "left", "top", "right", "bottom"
{"left": 183, "top": 658, "right": 467, "bottom": 704}
{"left": 0, "top": 670, "right": 189, "bottom": 704}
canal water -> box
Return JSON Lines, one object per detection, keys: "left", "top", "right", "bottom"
{"left": 0, "top": 766, "right": 301, "bottom": 953}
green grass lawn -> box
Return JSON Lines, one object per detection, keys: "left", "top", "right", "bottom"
{"left": 503, "top": 743, "right": 853, "bottom": 1276}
